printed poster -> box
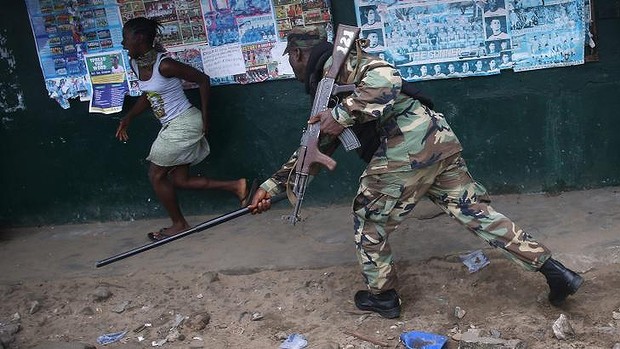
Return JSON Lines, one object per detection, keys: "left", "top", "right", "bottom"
{"left": 508, "top": 0, "right": 585, "bottom": 71}
{"left": 353, "top": 0, "right": 585, "bottom": 81}
{"left": 85, "top": 51, "right": 129, "bottom": 114}
{"left": 26, "top": 0, "right": 335, "bottom": 110}
{"left": 25, "top": 0, "right": 125, "bottom": 108}
{"left": 195, "top": 0, "right": 335, "bottom": 85}
{"left": 118, "top": 0, "right": 208, "bottom": 47}
{"left": 118, "top": 0, "right": 335, "bottom": 86}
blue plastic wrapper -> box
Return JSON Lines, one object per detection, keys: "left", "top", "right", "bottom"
{"left": 400, "top": 331, "right": 447, "bottom": 349}
{"left": 96, "top": 330, "right": 127, "bottom": 345}
{"left": 279, "top": 333, "right": 308, "bottom": 349}
{"left": 459, "top": 249, "right": 490, "bottom": 273}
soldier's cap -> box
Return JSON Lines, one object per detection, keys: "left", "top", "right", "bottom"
{"left": 283, "top": 25, "right": 327, "bottom": 55}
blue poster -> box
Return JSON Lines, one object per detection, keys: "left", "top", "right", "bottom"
{"left": 26, "top": 0, "right": 124, "bottom": 108}
{"left": 26, "top": 0, "right": 336, "bottom": 110}
{"left": 508, "top": 0, "right": 585, "bottom": 71}
{"left": 199, "top": 0, "right": 334, "bottom": 85}
{"left": 85, "top": 50, "right": 129, "bottom": 114}
{"left": 353, "top": 0, "right": 586, "bottom": 81}
{"left": 356, "top": 0, "right": 500, "bottom": 81}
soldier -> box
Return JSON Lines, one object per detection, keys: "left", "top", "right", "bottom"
{"left": 249, "top": 26, "right": 583, "bottom": 318}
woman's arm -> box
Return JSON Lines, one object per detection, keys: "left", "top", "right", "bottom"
{"left": 116, "top": 94, "right": 150, "bottom": 141}
{"left": 159, "top": 59, "right": 211, "bottom": 134}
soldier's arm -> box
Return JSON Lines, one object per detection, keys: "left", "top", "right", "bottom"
{"left": 331, "top": 65, "right": 402, "bottom": 126}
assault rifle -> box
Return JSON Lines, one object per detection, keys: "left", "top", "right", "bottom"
{"left": 287, "top": 25, "right": 362, "bottom": 225}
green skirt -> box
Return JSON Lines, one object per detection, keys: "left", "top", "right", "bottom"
{"left": 146, "top": 107, "right": 210, "bottom": 167}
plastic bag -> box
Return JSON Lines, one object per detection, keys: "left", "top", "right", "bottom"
{"left": 459, "top": 249, "right": 490, "bottom": 273}
{"left": 279, "top": 333, "right": 308, "bottom": 349}
{"left": 96, "top": 330, "right": 127, "bottom": 345}
{"left": 400, "top": 330, "right": 447, "bottom": 349}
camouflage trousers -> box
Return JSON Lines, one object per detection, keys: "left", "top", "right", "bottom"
{"left": 352, "top": 153, "right": 552, "bottom": 293}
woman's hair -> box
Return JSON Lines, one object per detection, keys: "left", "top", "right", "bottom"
{"left": 123, "top": 17, "right": 165, "bottom": 52}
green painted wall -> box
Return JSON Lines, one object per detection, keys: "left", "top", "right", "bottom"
{"left": 1, "top": 2, "right": 619, "bottom": 227}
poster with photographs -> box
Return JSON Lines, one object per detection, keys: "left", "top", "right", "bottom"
{"left": 27, "top": 0, "right": 335, "bottom": 110}
{"left": 353, "top": 0, "right": 585, "bottom": 82}
{"left": 25, "top": 0, "right": 124, "bottom": 108}
{"left": 508, "top": 0, "right": 585, "bottom": 71}
{"left": 118, "top": 0, "right": 335, "bottom": 86}
{"left": 118, "top": 0, "right": 208, "bottom": 47}
{"left": 84, "top": 50, "right": 129, "bottom": 114}
{"left": 198, "top": 0, "right": 334, "bottom": 85}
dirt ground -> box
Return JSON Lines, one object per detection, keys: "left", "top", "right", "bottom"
{"left": 1, "top": 187, "right": 620, "bottom": 349}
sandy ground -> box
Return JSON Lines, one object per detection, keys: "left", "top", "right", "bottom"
{"left": 1, "top": 187, "right": 620, "bottom": 349}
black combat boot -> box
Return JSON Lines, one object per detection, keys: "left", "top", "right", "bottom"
{"left": 539, "top": 258, "right": 583, "bottom": 306}
{"left": 354, "top": 289, "right": 401, "bottom": 319}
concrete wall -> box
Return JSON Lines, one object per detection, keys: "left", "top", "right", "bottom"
{"left": 1, "top": 2, "right": 618, "bottom": 227}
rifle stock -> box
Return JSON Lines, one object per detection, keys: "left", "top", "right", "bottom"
{"left": 288, "top": 25, "right": 361, "bottom": 225}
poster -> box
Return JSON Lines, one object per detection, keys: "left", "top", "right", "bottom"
{"left": 353, "top": 0, "right": 585, "bottom": 81}
{"left": 508, "top": 0, "right": 585, "bottom": 71}
{"left": 118, "top": 0, "right": 208, "bottom": 46}
{"left": 119, "top": 0, "right": 335, "bottom": 86}
{"left": 85, "top": 50, "right": 129, "bottom": 113}
{"left": 25, "top": 0, "right": 124, "bottom": 108}
{"left": 26, "top": 0, "right": 335, "bottom": 110}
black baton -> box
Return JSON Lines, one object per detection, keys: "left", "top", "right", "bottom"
{"left": 96, "top": 194, "right": 287, "bottom": 268}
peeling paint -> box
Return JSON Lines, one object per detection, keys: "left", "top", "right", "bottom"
{"left": 0, "top": 30, "right": 25, "bottom": 114}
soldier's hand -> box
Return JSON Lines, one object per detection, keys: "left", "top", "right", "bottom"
{"left": 249, "top": 188, "right": 272, "bottom": 214}
{"left": 308, "top": 109, "right": 344, "bottom": 137}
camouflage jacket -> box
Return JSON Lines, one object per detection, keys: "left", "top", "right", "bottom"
{"left": 260, "top": 50, "right": 462, "bottom": 195}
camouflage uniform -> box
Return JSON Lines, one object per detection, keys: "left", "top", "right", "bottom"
{"left": 262, "top": 31, "right": 552, "bottom": 294}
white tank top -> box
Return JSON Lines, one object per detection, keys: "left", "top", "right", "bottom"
{"left": 132, "top": 53, "right": 192, "bottom": 124}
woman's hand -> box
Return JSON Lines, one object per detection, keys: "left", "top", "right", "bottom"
{"left": 202, "top": 116, "right": 209, "bottom": 135}
{"left": 116, "top": 95, "right": 148, "bottom": 142}
{"left": 115, "top": 117, "right": 131, "bottom": 141}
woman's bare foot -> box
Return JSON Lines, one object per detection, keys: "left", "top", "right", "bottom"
{"left": 148, "top": 223, "right": 190, "bottom": 241}
{"left": 236, "top": 178, "right": 248, "bottom": 204}
{"left": 239, "top": 179, "right": 259, "bottom": 207}
{"left": 166, "top": 222, "right": 191, "bottom": 235}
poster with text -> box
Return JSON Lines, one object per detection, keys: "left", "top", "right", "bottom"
{"left": 507, "top": 0, "right": 585, "bottom": 71}
{"left": 118, "top": 0, "right": 334, "bottom": 86}
{"left": 27, "top": 0, "right": 335, "bottom": 110}
{"left": 196, "top": 0, "right": 334, "bottom": 85}
{"left": 26, "top": 0, "right": 125, "bottom": 108}
{"left": 85, "top": 51, "right": 129, "bottom": 114}
{"left": 353, "top": 0, "right": 586, "bottom": 81}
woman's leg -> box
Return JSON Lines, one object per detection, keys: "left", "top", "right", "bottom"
{"left": 169, "top": 165, "right": 248, "bottom": 203}
{"left": 148, "top": 162, "right": 190, "bottom": 235}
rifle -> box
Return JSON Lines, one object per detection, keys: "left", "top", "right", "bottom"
{"left": 287, "top": 25, "right": 362, "bottom": 225}
{"left": 95, "top": 194, "right": 286, "bottom": 267}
